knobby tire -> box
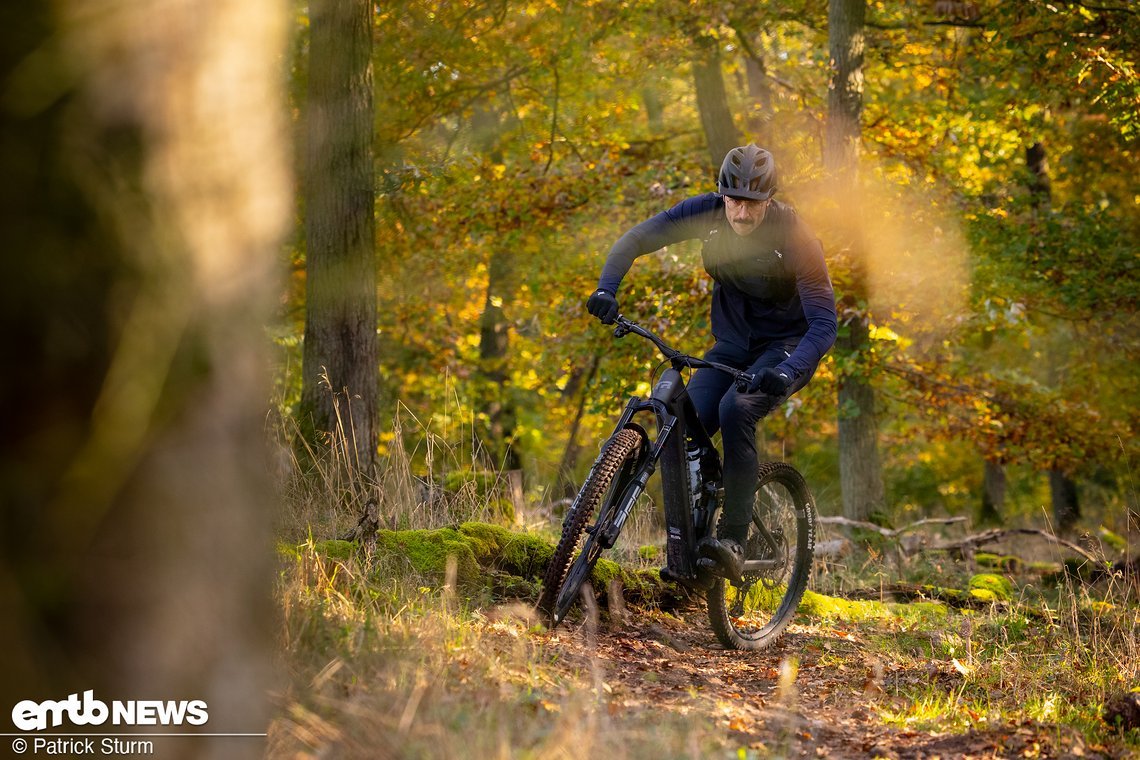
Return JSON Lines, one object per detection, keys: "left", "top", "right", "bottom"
{"left": 707, "top": 461, "right": 815, "bottom": 650}
{"left": 537, "top": 428, "right": 641, "bottom": 627}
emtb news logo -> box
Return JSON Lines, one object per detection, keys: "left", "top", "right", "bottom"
{"left": 11, "top": 691, "right": 208, "bottom": 731}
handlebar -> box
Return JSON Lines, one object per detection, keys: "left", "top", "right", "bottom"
{"left": 612, "top": 315, "right": 756, "bottom": 392}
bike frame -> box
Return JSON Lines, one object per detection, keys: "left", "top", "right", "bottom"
{"left": 597, "top": 317, "right": 788, "bottom": 582}
{"left": 596, "top": 364, "right": 718, "bottom": 578}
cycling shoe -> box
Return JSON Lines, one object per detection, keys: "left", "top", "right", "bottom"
{"left": 696, "top": 537, "right": 745, "bottom": 585}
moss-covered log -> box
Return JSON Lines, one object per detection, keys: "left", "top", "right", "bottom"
{"left": 300, "top": 523, "right": 1031, "bottom": 619}
{"left": 301, "top": 522, "right": 687, "bottom": 610}
{"left": 838, "top": 573, "right": 1015, "bottom": 608}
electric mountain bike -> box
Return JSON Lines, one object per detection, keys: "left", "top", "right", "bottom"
{"left": 537, "top": 316, "right": 816, "bottom": 650}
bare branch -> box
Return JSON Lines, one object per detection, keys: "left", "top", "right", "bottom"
{"left": 866, "top": 18, "right": 987, "bottom": 30}
{"left": 543, "top": 65, "right": 560, "bottom": 175}
{"left": 818, "top": 515, "right": 967, "bottom": 537}
{"left": 1072, "top": 0, "right": 1137, "bottom": 15}
{"left": 930, "top": 528, "right": 1102, "bottom": 565}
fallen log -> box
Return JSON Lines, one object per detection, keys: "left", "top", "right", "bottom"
{"left": 817, "top": 517, "right": 1110, "bottom": 569}
{"left": 816, "top": 516, "right": 968, "bottom": 560}
{"left": 838, "top": 583, "right": 981, "bottom": 607}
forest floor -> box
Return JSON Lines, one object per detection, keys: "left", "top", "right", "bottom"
{"left": 537, "top": 602, "right": 1106, "bottom": 759}
{"left": 269, "top": 528, "right": 1140, "bottom": 759}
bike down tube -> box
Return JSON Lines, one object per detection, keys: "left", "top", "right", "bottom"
{"left": 650, "top": 368, "right": 701, "bottom": 578}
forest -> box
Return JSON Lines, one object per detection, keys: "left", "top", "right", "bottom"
{"left": 283, "top": 0, "right": 1137, "bottom": 533}
{"left": 1, "top": 0, "right": 1137, "bottom": 758}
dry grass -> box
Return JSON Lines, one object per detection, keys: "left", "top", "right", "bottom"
{"left": 267, "top": 394, "right": 1140, "bottom": 757}
{"left": 271, "top": 394, "right": 533, "bottom": 542}
{"left": 266, "top": 398, "right": 731, "bottom": 757}
{"left": 269, "top": 540, "right": 724, "bottom": 758}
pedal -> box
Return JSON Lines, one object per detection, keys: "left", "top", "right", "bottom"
{"left": 697, "top": 557, "right": 734, "bottom": 584}
{"left": 658, "top": 566, "right": 685, "bottom": 585}
{"left": 693, "top": 565, "right": 717, "bottom": 591}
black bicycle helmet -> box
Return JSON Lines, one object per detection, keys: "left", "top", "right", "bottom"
{"left": 717, "top": 144, "right": 778, "bottom": 201}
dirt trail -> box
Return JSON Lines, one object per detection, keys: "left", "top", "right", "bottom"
{"left": 540, "top": 603, "right": 1109, "bottom": 759}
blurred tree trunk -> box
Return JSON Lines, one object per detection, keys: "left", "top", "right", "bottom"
{"left": 1050, "top": 469, "right": 1080, "bottom": 532}
{"left": 642, "top": 86, "right": 666, "bottom": 135}
{"left": 0, "top": 0, "right": 287, "bottom": 753}
{"left": 555, "top": 354, "right": 601, "bottom": 499}
{"left": 977, "top": 459, "right": 1006, "bottom": 526}
{"left": 301, "top": 0, "right": 378, "bottom": 471}
{"left": 826, "top": 0, "right": 885, "bottom": 522}
{"left": 470, "top": 101, "right": 521, "bottom": 472}
{"left": 735, "top": 30, "right": 773, "bottom": 144}
{"left": 1025, "top": 141, "right": 1081, "bottom": 532}
{"left": 693, "top": 40, "right": 742, "bottom": 172}
{"left": 478, "top": 244, "right": 522, "bottom": 471}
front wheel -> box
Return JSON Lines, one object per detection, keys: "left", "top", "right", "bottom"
{"left": 707, "top": 461, "right": 815, "bottom": 650}
{"left": 537, "top": 428, "right": 641, "bottom": 627}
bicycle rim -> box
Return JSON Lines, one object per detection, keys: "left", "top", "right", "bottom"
{"left": 707, "top": 461, "right": 815, "bottom": 650}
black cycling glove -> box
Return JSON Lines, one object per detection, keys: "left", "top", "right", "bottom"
{"left": 586, "top": 289, "right": 619, "bottom": 324}
{"left": 748, "top": 367, "right": 791, "bottom": 396}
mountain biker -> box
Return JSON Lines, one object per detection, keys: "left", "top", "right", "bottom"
{"left": 586, "top": 144, "right": 837, "bottom": 584}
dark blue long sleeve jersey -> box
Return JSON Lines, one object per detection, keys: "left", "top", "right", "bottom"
{"left": 597, "top": 192, "right": 838, "bottom": 381}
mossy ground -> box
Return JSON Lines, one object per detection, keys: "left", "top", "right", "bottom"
{"left": 307, "top": 522, "right": 678, "bottom": 609}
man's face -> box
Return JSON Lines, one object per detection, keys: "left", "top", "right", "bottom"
{"left": 724, "top": 195, "right": 770, "bottom": 236}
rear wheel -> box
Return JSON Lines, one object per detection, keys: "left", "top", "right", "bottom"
{"left": 537, "top": 428, "right": 641, "bottom": 627}
{"left": 707, "top": 461, "right": 815, "bottom": 650}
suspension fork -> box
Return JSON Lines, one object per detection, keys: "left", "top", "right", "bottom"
{"left": 590, "top": 395, "right": 678, "bottom": 549}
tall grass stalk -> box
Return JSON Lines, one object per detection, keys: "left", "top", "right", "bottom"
{"left": 273, "top": 386, "right": 527, "bottom": 541}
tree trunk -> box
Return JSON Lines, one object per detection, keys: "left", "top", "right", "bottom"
{"left": 0, "top": 0, "right": 286, "bottom": 751}
{"left": 641, "top": 86, "right": 666, "bottom": 136}
{"left": 825, "top": 0, "right": 866, "bottom": 186}
{"left": 1026, "top": 141, "right": 1052, "bottom": 206}
{"left": 301, "top": 0, "right": 378, "bottom": 471}
{"left": 741, "top": 35, "right": 773, "bottom": 144}
{"left": 555, "top": 354, "right": 601, "bottom": 499}
{"left": 1050, "top": 470, "right": 1080, "bottom": 532}
{"left": 1024, "top": 141, "right": 1082, "bottom": 532}
{"left": 693, "top": 41, "right": 743, "bottom": 172}
{"left": 469, "top": 101, "right": 521, "bottom": 471}
{"left": 478, "top": 246, "right": 521, "bottom": 471}
{"left": 836, "top": 348, "right": 885, "bottom": 520}
{"left": 978, "top": 459, "right": 1006, "bottom": 526}
{"left": 826, "top": 0, "right": 884, "bottom": 522}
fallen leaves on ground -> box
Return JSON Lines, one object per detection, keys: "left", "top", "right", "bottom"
{"left": 518, "top": 602, "right": 1127, "bottom": 759}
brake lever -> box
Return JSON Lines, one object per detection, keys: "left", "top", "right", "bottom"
{"left": 735, "top": 373, "right": 755, "bottom": 393}
{"left": 612, "top": 315, "right": 630, "bottom": 338}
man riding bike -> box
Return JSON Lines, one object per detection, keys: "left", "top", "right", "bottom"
{"left": 586, "top": 144, "right": 837, "bottom": 584}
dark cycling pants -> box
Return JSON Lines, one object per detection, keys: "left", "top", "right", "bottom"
{"left": 686, "top": 340, "right": 814, "bottom": 542}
